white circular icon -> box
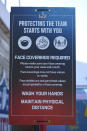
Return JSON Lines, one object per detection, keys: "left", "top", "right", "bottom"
{"left": 53, "top": 36, "right": 68, "bottom": 50}
{"left": 18, "top": 36, "right": 32, "bottom": 50}
{"left": 36, "top": 36, "right": 50, "bottom": 50}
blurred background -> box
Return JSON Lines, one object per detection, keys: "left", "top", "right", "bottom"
{"left": 0, "top": 0, "right": 87, "bottom": 131}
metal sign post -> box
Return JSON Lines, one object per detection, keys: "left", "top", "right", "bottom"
{"left": 40, "top": 125, "right": 46, "bottom": 131}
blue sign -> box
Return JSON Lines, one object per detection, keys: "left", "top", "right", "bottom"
{"left": 66, "top": 88, "right": 87, "bottom": 131}
{"left": 66, "top": 101, "right": 87, "bottom": 131}
{"left": 0, "top": 70, "right": 9, "bottom": 117}
{"left": 47, "top": 88, "right": 87, "bottom": 131}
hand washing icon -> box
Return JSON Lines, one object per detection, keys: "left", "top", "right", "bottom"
{"left": 36, "top": 36, "right": 50, "bottom": 50}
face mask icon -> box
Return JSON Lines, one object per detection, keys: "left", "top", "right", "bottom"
{"left": 18, "top": 36, "right": 32, "bottom": 50}
{"left": 21, "top": 40, "right": 29, "bottom": 47}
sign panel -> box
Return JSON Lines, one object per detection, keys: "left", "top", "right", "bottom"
{"left": 9, "top": 7, "right": 76, "bottom": 125}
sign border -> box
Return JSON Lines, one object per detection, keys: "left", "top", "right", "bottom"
{"left": 11, "top": 15, "right": 74, "bottom": 117}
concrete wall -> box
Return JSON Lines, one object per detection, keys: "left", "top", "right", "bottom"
{"left": 0, "top": 0, "right": 10, "bottom": 86}
{"left": 0, "top": 0, "right": 10, "bottom": 30}
{"left": 0, "top": 19, "right": 9, "bottom": 86}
